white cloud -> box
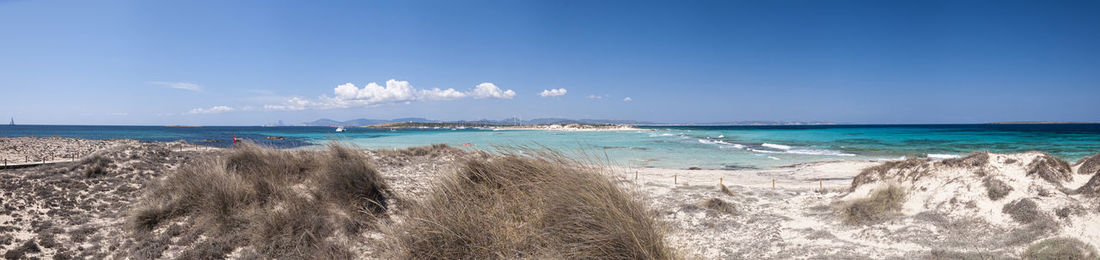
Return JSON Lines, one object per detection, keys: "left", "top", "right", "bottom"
{"left": 151, "top": 81, "right": 203, "bottom": 92}
{"left": 471, "top": 82, "right": 516, "bottom": 99}
{"left": 539, "top": 88, "right": 568, "bottom": 97}
{"left": 263, "top": 80, "right": 516, "bottom": 111}
{"left": 187, "top": 105, "right": 235, "bottom": 114}
{"left": 586, "top": 94, "right": 603, "bottom": 99}
{"left": 419, "top": 87, "right": 468, "bottom": 100}
{"left": 623, "top": 97, "right": 633, "bottom": 101}
{"left": 263, "top": 97, "right": 312, "bottom": 111}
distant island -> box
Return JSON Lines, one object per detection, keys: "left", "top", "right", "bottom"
{"left": 297, "top": 117, "right": 834, "bottom": 127}
{"left": 368, "top": 121, "right": 636, "bottom": 131}
{"left": 986, "top": 121, "right": 1098, "bottom": 124}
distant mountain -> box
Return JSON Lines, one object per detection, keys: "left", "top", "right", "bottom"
{"left": 986, "top": 121, "right": 1096, "bottom": 124}
{"left": 302, "top": 118, "right": 343, "bottom": 126}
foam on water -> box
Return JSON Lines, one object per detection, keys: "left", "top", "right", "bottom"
{"left": 762, "top": 143, "right": 792, "bottom": 150}
{"left": 927, "top": 154, "right": 962, "bottom": 160}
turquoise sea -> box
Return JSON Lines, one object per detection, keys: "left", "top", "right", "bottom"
{"left": 3, "top": 124, "right": 1100, "bottom": 169}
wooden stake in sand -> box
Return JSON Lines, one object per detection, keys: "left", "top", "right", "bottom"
{"left": 674, "top": 174, "right": 678, "bottom": 185}
{"left": 720, "top": 177, "right": 723, "bottom": 185}
{"left": 635, "top": 171, "right": 638, "bottom": 181}
{"left": 819, "top": 179, "right": 823, "bottom": 190}
{"left": 772, "top": 179, "right": 775, "bottom": 190}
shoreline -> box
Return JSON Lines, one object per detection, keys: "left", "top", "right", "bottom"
{"left": 2, "top": 136, "right": 1098, "bottom": 258}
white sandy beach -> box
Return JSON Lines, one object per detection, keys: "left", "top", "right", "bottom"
{"left": 2, "top": 137, "right": 1099, "bottom": 259}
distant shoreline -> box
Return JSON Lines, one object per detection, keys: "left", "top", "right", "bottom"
{"left": 366, "top": 122, "right": 640, "bottom": 131}
{"left": 985, "top": 121, "right": 1098, "bottom": 125}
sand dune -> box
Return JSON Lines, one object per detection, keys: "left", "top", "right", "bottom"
{"left": 1, "top": 137, "right": 1097, "bottom": 259}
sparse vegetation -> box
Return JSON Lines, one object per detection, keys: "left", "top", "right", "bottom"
{"left": 376, "top": 143, "right": 459, "bottom": 157}
{"left": 983, "top": 176, "right": 1013, "bottom": 200}
{"left": 1078, "top": 173, "right": 1100, "bottom": 196}
{"left": 1076, "top": 152, "right": 1100, "bottom": 175}
{"left": 393, "top": 152, "right": 674, "bottom": 259}
{"left": 1027, "top": 153, "right": 1073, "bottom": 185}
{"left": 127, "top": 142, "right": 391, "bottom": 259}
{"left": 851, "top": 159, "right": 929, "bottom": 191}
{"left": 940, "top": 151, "right": 990, "bottom": 168}
{"left": 81, "top": 154, "right": 112, "bottom": 178}
{"left": 703, "top": 198, "right": 738, "bottom": 215}
{"left": 1022, "top": 237, "right": 1099, "bottom": 260}
{"left": 1002, "top": 198, "right": 1041, "bottom": 224}
{"left": 3, "top": 240, "right": 41, "bottom": 260}
{"left": 841, "top": 185, "right": 906, "bottom": 225}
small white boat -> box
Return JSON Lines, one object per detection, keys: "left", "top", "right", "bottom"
{"left": 335, "top": 126, "right": 346, "bottom": 132}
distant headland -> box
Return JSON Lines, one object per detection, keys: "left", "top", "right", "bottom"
{"left": 986, "top": 121, "right": 1098, "bottom": 125}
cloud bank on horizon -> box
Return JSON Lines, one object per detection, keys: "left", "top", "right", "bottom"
{"left": 190, "top": 79, "right": 518, "bottom": 114}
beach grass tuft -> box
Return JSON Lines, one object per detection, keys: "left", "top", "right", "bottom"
{"left": 702, "top": 198, "right": 737, "bottom": 215}
{"left": 940, "top": 151, "right": 991, "bottom": 168}
{"left": 82, "top": 154, "right": 112, "bottom": 178}
{"left": 1026, "top": 153, "right": 1073, "bottom": 185}
{"left": 1022, "top": 237, "right": 1099, "bottom": 260}
{"left": 376, "top": 143, "right": 458, "bottom": 157}
{"left": 841, "top": 185, "right": 906, "bottom": 225}
{"left": 127, "top": 141, "right": 391, "bottom": 258}
{"left": 851, "top": 159, "right": 929, "bottom": 191}
{"left": 1075, "top": 152, "right": 1100, "bottom": 175}
{"left": 983, "top": 176, "right": 1014, "bottom": 200}
{"left": 1002, "top": 198, "right": 1042, "bottom": 224}
{"left": 393, "top": 150, "right": 675, "bottom": 259}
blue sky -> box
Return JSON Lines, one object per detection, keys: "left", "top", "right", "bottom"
{"left": 1, "top": 0, "right": 1098, "bottom": 125}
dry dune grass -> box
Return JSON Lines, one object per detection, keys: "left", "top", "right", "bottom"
{"left": 1022, "top": 237, "right": 1099, "bottom": 260}
{"left": 851, "top": 159, "right": 929, "bottom": 191}
{"left": 840, "top": 185, "right": 906, "bottom": 225}
{"left": 983, "top": 176, "right": 1014, "bottom": 200}
{"left": 940, "top": 151, "right": 991, "bottom": 168}
{"left": 128, "top": 142, "right": 391, "bottom": 258}
{"left": 1027, "top": 153, "right": 1073, "bottom": 185}
{"left": 1075, "top": 152, "right": 1100, "bottom": 175}
{"left": 375, "top": 143, "right": 459, "bottom": 157}
{"left": 393, "top": 150, "right": 675, "bottom": 259}
{"left": 1002, "top": 198, "right": 1042, "bottom": 224}
{"left": 702, "top": 198, "right": 737, "bottom": 215}
{"left": 1079, "top": 173, "right": 1100, "bottom": 196}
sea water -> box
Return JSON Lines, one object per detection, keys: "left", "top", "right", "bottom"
{"left": 3, "top": 124, "right": 1100, "bottom": 169}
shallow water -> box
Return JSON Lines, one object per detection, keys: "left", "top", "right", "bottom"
{"left": 3, "top": 124, "right": 1099, "bottom": 169}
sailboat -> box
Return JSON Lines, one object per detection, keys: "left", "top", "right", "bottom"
{"left": 8, "top": 117, "right": 12, "bottom": 126}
